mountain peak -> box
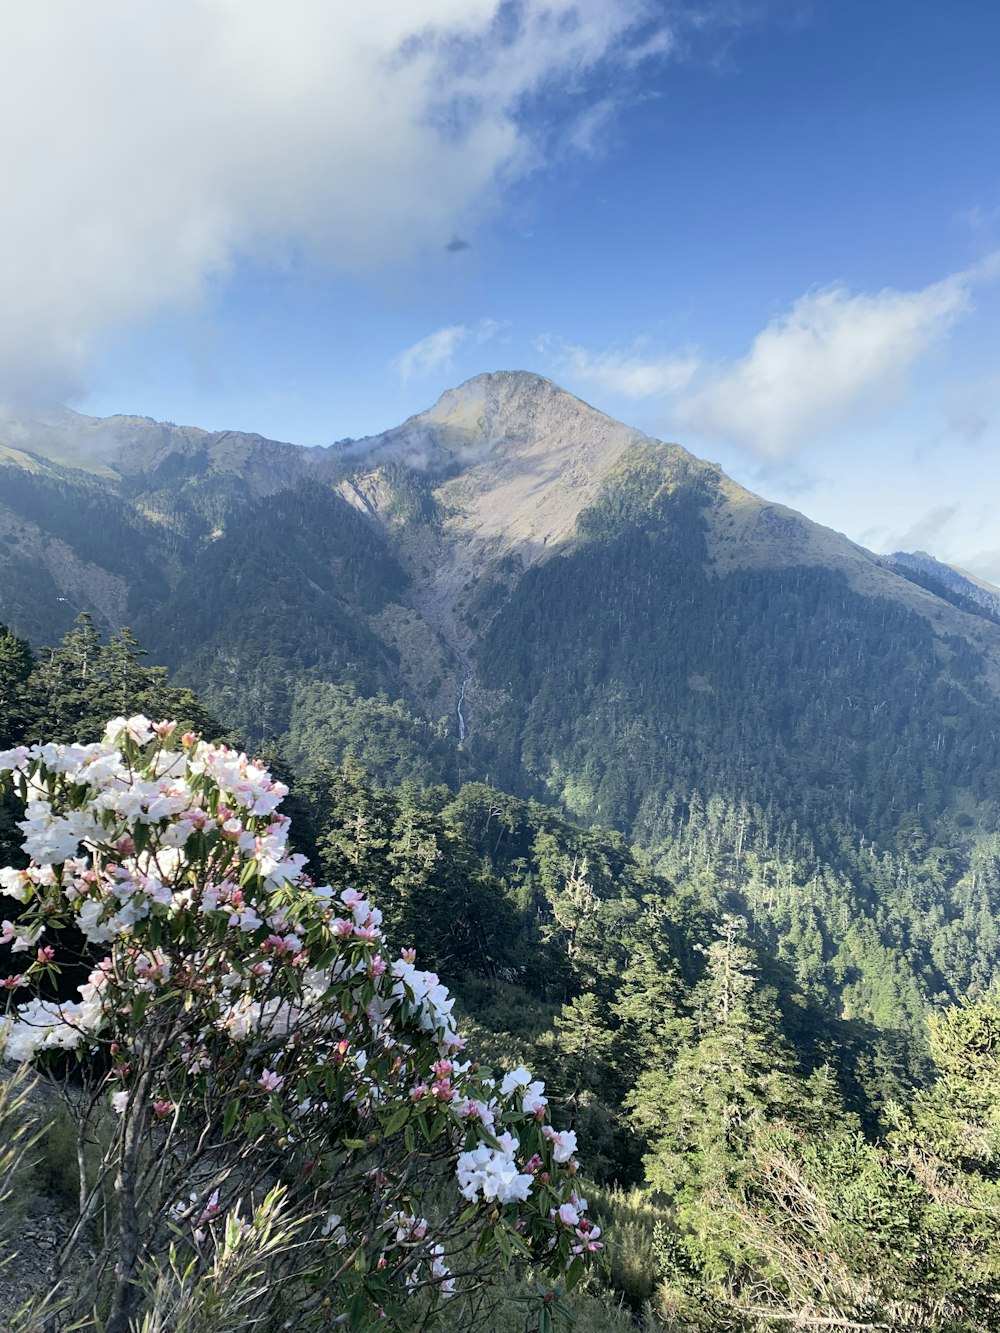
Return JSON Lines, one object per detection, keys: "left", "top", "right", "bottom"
{"left": 339, "top": 369, "right": 653, "bottom": 541}
{"left": 421, "top": 369, "right": 627, "bottom": 444}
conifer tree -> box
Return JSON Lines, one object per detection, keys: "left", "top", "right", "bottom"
{"left": 642, "top": 915, "right": 800, "bottom": 1203}
{"left": 0, "top": 622, "right": 32, "bottom": 747}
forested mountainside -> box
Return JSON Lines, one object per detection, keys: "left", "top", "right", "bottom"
{"left": 2, "top": 618, "right": 998, "bottom": 1330}
{"left": 2, "top": 371, "right": 1000, "bottom": 1050}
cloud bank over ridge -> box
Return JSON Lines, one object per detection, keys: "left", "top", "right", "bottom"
{"left": 681, "top": 275, "right": 974, "bottom": 458}
{"left": 543, "top": 262, "right": 998, "bottom": 459}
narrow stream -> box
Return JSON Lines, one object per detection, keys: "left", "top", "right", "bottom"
{"left": 456, "top": 674, "right": 471, "bottom": 743}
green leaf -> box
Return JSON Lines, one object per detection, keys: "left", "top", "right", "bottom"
{"left": 347, "top": 1288, "right": 367, "bottom": 1325}
{"left": 223, "top": 1098, "right": 241, "bottom": 1137}
{"left": 564, "top": 1257, "right": 584, "bottom": 1292}
{"left": 383, "top": 1105, "right": 409, "bottom": 1138}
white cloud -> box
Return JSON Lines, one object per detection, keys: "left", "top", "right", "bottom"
{"left": 394, "top": 318, "right": 501, "bottom": 382}
{"left": 964, "top": 549, "right": 1000, "bottom": 586}
{"left": 542, "top": 338, "right": 701, "bottom": 398}
{"left": 0, "top": 0, "right": 664, "bottom": 398}
{"left": 888, "top": 503, "right": 961, "bottom": 553}
{"left": 679, "top": 275, "right": 974, "bottom": 457}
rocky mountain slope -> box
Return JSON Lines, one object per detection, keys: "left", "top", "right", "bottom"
{"left": 2, "top": 370, "right": 1000, "bottom": 788}
{"left": 4, "top": 371, "right": 1000, "bottom": 1026}
{"left": 4, "top": 371, "right": 999, "bottom": 691}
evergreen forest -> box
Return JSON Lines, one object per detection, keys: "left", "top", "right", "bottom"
{"left": 2, "top": 613, "right": 998, "bottom": 1331}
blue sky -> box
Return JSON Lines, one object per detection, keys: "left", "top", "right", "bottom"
{"left": 3, "top": 1, "right": 1000, "bottom": 577}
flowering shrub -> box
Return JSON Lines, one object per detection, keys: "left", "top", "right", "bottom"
{"left": 0, "top": 718, "right": 601, "bottom": 1332}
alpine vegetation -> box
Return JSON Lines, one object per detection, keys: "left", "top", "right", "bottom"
{"left": 0, "top": 717, "right": 600, "bottom": 1331}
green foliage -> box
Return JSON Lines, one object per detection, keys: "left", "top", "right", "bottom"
{"left": 135, "top": 482, "right": 409, "bottom": 747}
{"left": 586, "top": 1186, "right": 669, "bottom": 1312}
{"left": 286, "top": 680, "right": 459, "bottom": 787}
{"left": 646, "top": 990, "right": 1000, "bottom": 1331}
{"left": 19, "top": 615, "right": 222, "bottom": 747}
{"left": 474, "top": 448, "right": 1000, "bottom": 1032}
{"left": 639, "top": 917, "right": 804, "bottom": 1205}
{"left": 0, "top": 623, "right": 33, "bottom": 747}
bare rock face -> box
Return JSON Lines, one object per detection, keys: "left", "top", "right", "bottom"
{"left": 339, "top": 371, "right": 646, "bottom": 548}
{"left": 332, "top": 373, "right": 649, "bottom": 661}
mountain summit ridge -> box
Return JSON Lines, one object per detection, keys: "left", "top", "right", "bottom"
{"left": 3, "top": 370, "right": 1000, "bottom": 703}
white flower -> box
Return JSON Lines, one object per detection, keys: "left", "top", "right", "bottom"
{"left": 301, "top": 968, "right": 331, "bottom": 1003}
{"left": 499, "top": 1066, "right": 533, "bottom": 1095}
{"left": 230, "top": 908, "right": 263, "bottom": 933}
{"left": 522, "top": 1081, "right": 547, "bottom": 1115}
{"left": 456, "top": 1132, "right": 532, "bottom": 1204}
{"left": 11, "top": 923, "right": 44, "bottom": 952}
{"left": 0, "top": 746, "right": 30, "bottom": 772}
{"left": 17, "top": 803, "right": 97, "bottom": 866}
{"left": 542, "top": 1126, "right": 578, "bottom": 1164}
{"left": 500, "top": 1066, "right": 547, "bottom": 1114}
{"left": 103, "top": 716, "right": 155, "bottom": 747}
{"left": 0, "top": 867, "right": 31, "bottom": 902}
{"left": 76, "top": 900, "right": 116, "bottom": 945}
{"left": 2, "top": 998, "right": 86, "bottom": 1060}
{"left": 391, "top": 959, "right": 459, "bottom": 1046}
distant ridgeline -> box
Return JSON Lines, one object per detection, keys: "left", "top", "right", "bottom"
{"left": 887, "top": 547, "right": 1000, "bottom": 625}
{"left": 1, "top": 373, "right": 999, "bottom": 1052}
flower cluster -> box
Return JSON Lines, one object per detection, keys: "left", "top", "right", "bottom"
{"left": 0, "top": 717, "right": 601, "bottom": 1321}
{"left": 456, "top": 1130, "right": 533, "bottom": 1204}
